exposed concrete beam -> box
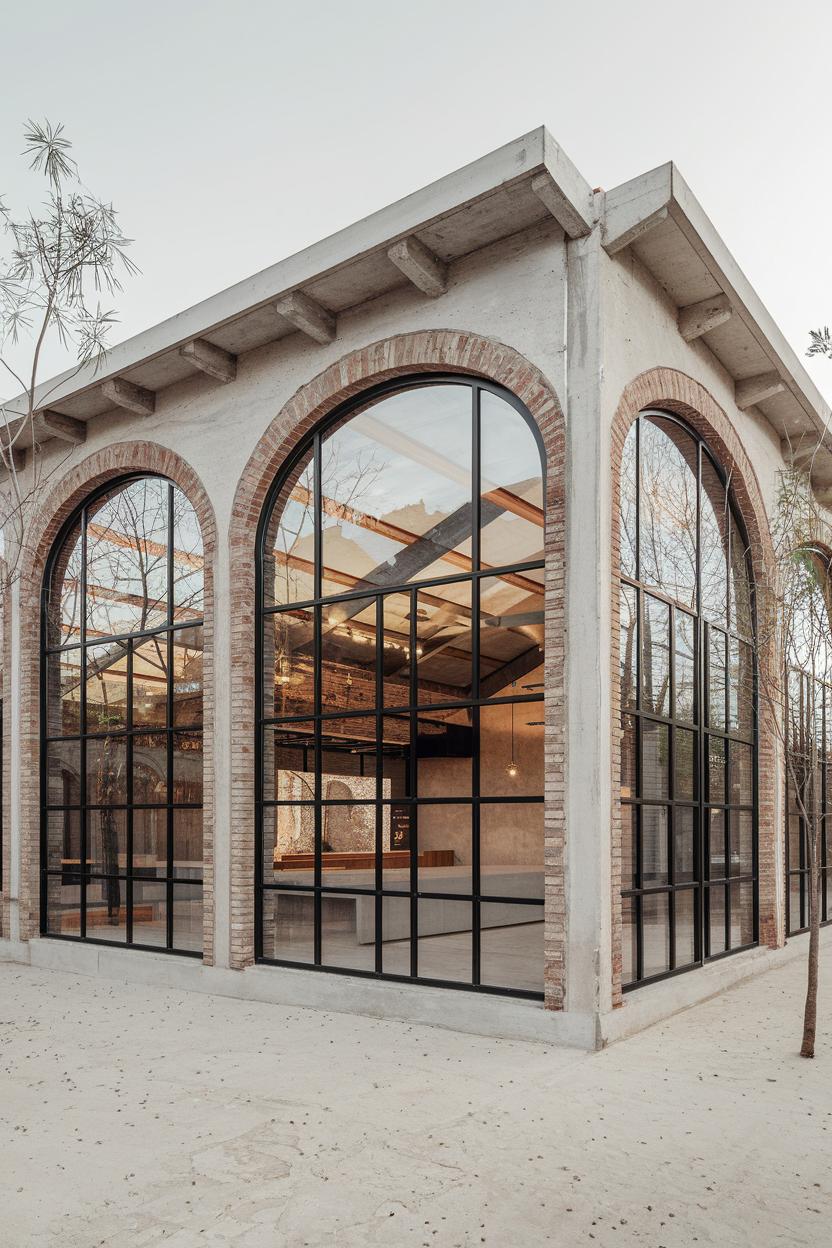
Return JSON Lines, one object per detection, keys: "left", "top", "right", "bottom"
{"left": 387, "top": 236, "right": 448, "bottom": 297}
{"left": 274, "top": 291, "right": 335, "bottom": 345}
{"left": 780, "top": 437, "right": 818, "bottom": 473}
{"left": 603, "top": 205, "right": 668, "bottom": 255}
{"left": 530, "top": 171, "right": 592, "bottom": 239}
{"left": 735, "top": 371, "right": 785, "bottom": 411}
{"left": 0, "top": 445, "right": 26, "bottom": 474}
{"left": 179, "top": 338, "right": 237, "bottom": 384}
{"left": 33, "top": 409, "right": 86, "bottom": 445}
{"left": 678, "top": 294, "right": 732, "bottom": 342}
{"left": 101, "top": 377, "right": 156, "bottom": 416}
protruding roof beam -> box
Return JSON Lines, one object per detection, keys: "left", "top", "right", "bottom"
{"left": 0, "top": 445, "right": 26, "bottom": 474}
{"left": 603, "top": 205, "right": 668, "bottom": 256}
{"left": 274, "top": 290, "right": 335, "bottom": 345}
{"left": 33, "top": 409, "right": 86, "bottom": 445}
{"left": 735, "top": 371, "right": 785, "bottom": 411}
{"left": 387, "top": 236, "right": 448, "bottom": 297}
{"left": 101, "top": 376, "right": 156, "bottom": 416}
{"left": 530, "top": 171, "right": 592, "bottom": 239}
{"left": 179, "top": 337, "right": 237, "bottom": 384}
{"left": 678, "top": 294, "right": 732, "bottom": 342}
{"left": 780, "top": 437, "right": 818, "bottom": 473}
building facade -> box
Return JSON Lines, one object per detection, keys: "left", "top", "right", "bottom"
{"left": 1, "top": 128, "right": 829, "bottom": 1047}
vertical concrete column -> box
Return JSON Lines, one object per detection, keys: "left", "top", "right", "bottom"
{"left": 564, "top": 222, "right": 613, "bottom": 1022}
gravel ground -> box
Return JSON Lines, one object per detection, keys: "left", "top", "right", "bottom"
{"left": 1, "top": 952, "right": 831, "bottom": 1247}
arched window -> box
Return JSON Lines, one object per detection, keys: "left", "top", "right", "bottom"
{"left": 785, "top": 548, "right": 832, "bottom": 935}
{"left": 619, "top": 411, "right": 756, "bottom": 988}
{"left": 41, "top": 476, "right": 205, "bottom": 954}
{"left": 257, "top": 377, "right": 546, "bottom": 997}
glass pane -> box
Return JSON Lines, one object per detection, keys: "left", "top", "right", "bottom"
{"left": 708, "top": 629, "right": 727, "bottom": 730}
{"left": 642, "top": 595, "right": 670, "bottom": 716}
{"left": 638, "top": 416, "right": 697, "bottom": 609}
{"left": 172, "top": 732, "right": 203, "bottom": 805}
{"left": 642, "top": 720, "right": 669, "bottom": 799}
{"left": 675, "top": 889, "right": 696, "bottom": 967}
{"left": 708, "top": 810, "right": 726, "bottom": 881}
{"left": 620, "top": 584, "right": 637, "bottom": 709}
{"left": 480, "top": 803, "right": 543, "bottom": 900}
{"left": 621, "top": 895, "right": 637, "bottom": 986}
{"left": 700, "top": 454, "right": 728, "bottom": 625}
{"left": 479, "top": 577, "right": 543, "bottom": 701}
{"left": 480, "top": 702, "right": 543, "bottom": 797}
{"left": 642, "top": 891, "right": 670, "bottom": 978}
{"left": 620, "top": 715, "right": 636, "bottom": 799}
{"left": 729, "top": 513, "right": 752, "bottom": 637}
{"left": 321, "top": 385, "right": 472, "bottom": 591}
{"left": 320, "top": 894, "right": 376, "bottom": 972}
{"left": 416, "top": 585, "right": 473, "bottom": 705}
{"left": 674, "top": 807, "right": 695, "bottom": 884}
{"left": 415, "top": 712, "right": 472, "bottom": 797}
{"left": 131, "top": 880, "right": 167, "bottom": 947}
{"left": 319, "top": 597, "right": 377, "bottom": 716}
{"left": 642, "top": 806, "right": 669, "bottom": 887}
{"left": 620, "top": 425, "right": 637, "bottom": 580}
{"left": 708, "top": 884, "right": 727, "bottom": 954}
{"left": 480, "top": 903, "right": 543, "bottom": 992}
{"left": 133, "top": 733, "right": 168, "bottom": 803}
{"left": 381, "top": 717, "right": 410, "bottom": 801}
{"left": 320, "top": 718, "right": 376, "bottom": 783}
{"left": 790, "top": 874, "right": 803, "bottom": 932}
{"left": 171, "top": 486, "right": 204, "bottom": 617}
{"left": 45, "top": 740, "right": 81, "bottom": 808}
{"left": 418, "top": 804, "right": 472, "bottom": 895}
{"left": 268, "top": 608, "right": 315, "bottom": 718}
{"left": 381, "top": 895, "right": 412, "bottom": 976}
{"left": 87, "top": 809, "right": 127, "bottom": 875}
{"left": 728, "top": 637, "right": 753, "bottom": 738}
{"left": 85, "top": 641, "right": 129, "bottom": 733}
{"left": 728, "top": 742, "right": 753, "bottom": 807}
{"left": 320, "top": 801, "right": 376, "bottom": 888}
{"left": 263, "top": 445, "right": 315, "bottom": 607}
{"left": 45, "top": 650, "right": 82, "bottom": 735}
{"left": 133, "top": 807, "right": 167, "bottom": 877}
{"left": 621, "top": 805, "right": 636, "bottom": 890}
{"left": 263, "top": 890, "right": 315, "bottom": 962}
{"left": 675, "top": 727, "right": 695, "bottom": 801}
{"left": 172, "top": 883, "right": 202, "bottom": 952}
{"left": 380, "top": 592, "right": 413, "bottom": 709}
{"left": 172, "top": 809, "right": 202, "bottom": 878}
{"left": 266, "top": 805, "right": 316, "bottom": 885}
{"left": 417, "top": 898, "right": 471, "bottom": 983}
{"left": 45, "top": 809, "right": 81, "bottom": 871}
{"left": 49, "top": 516, "right": 83, "bottom": 646}
{"left": 730, "top": 880, "right": 755, "bottom": 947}
{"left": 86, "top": 477, "right": 169, "bottom": 638}
{"left": 264, "top": 724, "right": 315, "bottom": 805}
{"left": 480, "top": 391, "right": 544, "bottom": 570}
{"left": 44, "top": 872, "right": 82, "bottom": 935}
{"left": 735, "top": 811, "right": 754, "bottom": 876}
{"left": 674, "top": 611, "right": 695, "bottom": 723}
{"left": 132, "top": 635, "right": 168, "bottom": 727}
{"left": 708, "top": 736, "right": 726, "bottom": 803}
{"left": 85, "top": 877, "right": 126, "bottom": 940}
{"left": 86, "top": 737, "right": 128, "bottom": 806}
{"left": 172, "top": 625, "right": 203, "bottom": 727}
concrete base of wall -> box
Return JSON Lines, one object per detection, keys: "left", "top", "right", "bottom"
{"left": 1, "top": 931, "right": 824, "bottom": 1050}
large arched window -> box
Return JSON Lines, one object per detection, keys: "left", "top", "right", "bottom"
{"left": 619, "top": 411, "right": 756, "bottom": 988}
{"left": 785, "top": 548, "right": 832, "bottom": 935}
{"left": 41, "top": 476, "right": 204, "bottom": 954}
{"left": 257, "top": 377, "right": 546, "bottom": 997}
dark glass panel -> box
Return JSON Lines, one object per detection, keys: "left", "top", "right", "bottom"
{"left": 45, "top": 739, "right": 81, "bottom": 808}
{"left": 45, "top": 650, "right": 82, "bottom": 735}
{"left": 263, "top": 724, "right": 315, "bottom": 805}
{"left": 673, "top": 807, "right": 695, "bottom": 884}
{"left": 621, "top": 805, "right": 637, "bottom": 891}
{"left": 478, "top": 577, "right": 543, "bottom": 703}
{"left": 641, "top": 595, "right": 670, "bottom": 717}
{"left": 708, "top": 629, "right": 727, "bottom": 730}
{"left": 172, "top": 809, "right": 203, "bottom": 878}
{"left": 674, "top": 610, "right": 696, "bottom": 723}
{"left": 642, "top": 806, "right": 669, "bottom": 887}
{"left": 415, "top": 712, "right": 472, "bottom": 797}
{"left": 620, "top": 424, "right": 638, "bottom": 580}
{"left": 171, "top": 486, "right": 204, "bottom": 618}
{"left": 621, "top": 895, "right": 637, "bottom": 986}
{"left": 735, "top": 811, "right": 754, "bottom": 877}
{"left": 729, "top": 880, "right": 754, "bottom": 947}
{"left": 132, "top": 635, "right": 168, "bottom": 727}
{"left": 45, "top": 809, "right": 81, "bottom": 872}
{"left": 641, "top": 720, "right": 669, "bottom": 800}
{"left": 620, "top": 584, "right": 638, "bottom": 710}
{"left": 44, "top": 872, "right": 83, "bottom": 936}
{"left": 263, "top": 445, "right": 315, "bottom": 608}
{"left": 416, "top": 585, "right": 473, "bottom": 706}
{"left": 479, "top": 904, "right": 544, "bottom": 992}
{"left": 700, "top": 454, "right": 728, "bottom": 626}
{"left": 133, "top": 733, "right": 168, "bottom": 804}
{"left": 321, "top": 598, "right": 376, "bottom": 715}
{"left": 675, "top": 888, "right": 696, "bottom": 967}
{"left": 728, "top": 742, "right": 753, "bottom": 807}
{"left": 268, "top": 608, "right": 315, "bottom": 719}
{"left": 675, "top": 727, "right": 695, "bottom": 801}
{"left": 87, "top": 809, "right": 127, "bottom": 875}
{"left": 642, "top": 891, "right": 670, "bottom": 978}
{"left": 49, "top": 516, "right": 83, "bottom": 647}
{"left": 707, "top": 736, "right": 726, "bottom": 803}
{"left": 638, "top": 417, "right": 698, "bottom": 609}
{"left": 85, "top": 641, "right": 128, "bottom": 733}
{"left": 86, "top": 477, "right": 169, "bottom": 639}
{"left": 381, "top": 716, "right": 410, "bottom": 801}
{"left": 620, "top": 715, "right": 636, "bottom": 799}
{"left": 380, "top": 592, "right": 412, "bottom": 709}
{"left": 172, "top": 625, "right": 203, "bottom": 727}
{"left": 708, "top": 810, "right": 726, "bottom": 881}
{"left": 320, "top": 717, "right": 376, "bottom": 784}
{"left": 86, "top": 737, "right": 128, "bottom": 806}
{"left": 132, "top": 807, "right": 167, "bottom": 877}
{"left": 729, "top": 513, "right": 753, "bottom": 637}
{"left": 172, "top": 732, "right": 203, "bottom": 805}
{"left": 728, "top": 637, "right": 753, "bottom": 739}
{"left": 480, "top": 391, "right": 544, "bottom": 571}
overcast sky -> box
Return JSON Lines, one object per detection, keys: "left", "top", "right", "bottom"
{"left": 2, "top": 0, "right": 831, "bottom": 404}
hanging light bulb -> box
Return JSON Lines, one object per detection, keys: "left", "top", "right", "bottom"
{"left": 505, "top": 689, "right": 518, "bottom": 778}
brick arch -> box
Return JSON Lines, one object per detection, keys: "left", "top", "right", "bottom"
{"left": 609, "top": 367, "right": 779, "bottom": 1006}
{"left": 14, "top": 442, "right": 218, "bottom": 962}
{"left": 228, "top": 329, "right": 567, "bottom": 1006}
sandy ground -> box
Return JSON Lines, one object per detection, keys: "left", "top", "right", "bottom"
{"left": 1, "top": 955, "right": 831, "bottom": 1247}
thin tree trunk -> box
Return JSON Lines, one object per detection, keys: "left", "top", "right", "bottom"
{"left": 801, "top": 844, "right": 821, "bottom": 1058}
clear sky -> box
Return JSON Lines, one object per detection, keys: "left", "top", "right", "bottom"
{"left": 2, "top": 0, "right": 831, "bottom": 403}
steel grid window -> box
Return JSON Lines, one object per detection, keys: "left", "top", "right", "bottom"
{"left": 619, "top": 411, "right": 758, "bottom": 989}
{"left": 256, "top": 377, "right": 546, "bottom": 999}
{"left": 40, "top": 475, "right": 204, "bottom": 955}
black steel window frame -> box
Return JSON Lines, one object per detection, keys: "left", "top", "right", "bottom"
{"left": 785, "top": 667, "right": 832, "bottom": 936}
{"left": 39, "top": 472, "right": 204, "bottom": 957}
{"left": 620, "top": 409, "right": 759, "bottom": 991}
{"left": 256, "top": 374, "right": 546, "bottom": 1000}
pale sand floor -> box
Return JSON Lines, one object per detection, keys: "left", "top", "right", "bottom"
{"left": 1, "top": 948, "right": 832, "bottom": 1247}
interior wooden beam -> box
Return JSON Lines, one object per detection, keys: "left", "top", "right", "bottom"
{"left": 274, "top": 290, "right": 336, "bottom": 344}
{"left": 677, "top": 294, "right": 732, "bottom": 342}
{"left": 387, "top": 236, "right": 448, "bottom": 297}
{"left": 101, "top": 376, "right": 156, "bottom": 416}
{"left": 179, "top": 338, "right": 237, "bottom": 383}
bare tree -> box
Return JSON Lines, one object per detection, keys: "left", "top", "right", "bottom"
{"left": 0, "top": 119, "right": 137, "bottom": 576}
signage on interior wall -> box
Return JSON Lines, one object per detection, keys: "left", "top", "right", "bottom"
{"left": 390, "top": 804, "right": 411, "bottom": 850}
